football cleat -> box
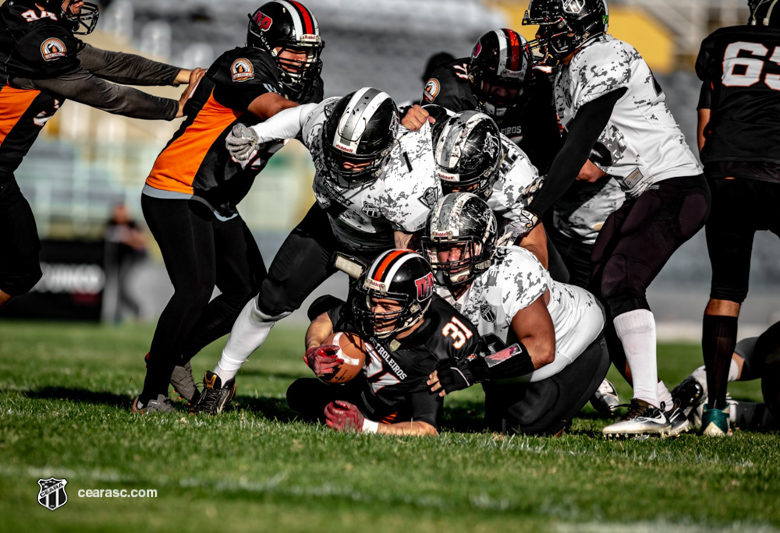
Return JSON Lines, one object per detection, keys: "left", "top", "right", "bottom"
{"left": 701, "top": 405, "right": 732, "bottom": 437}
{"left": 603, "top": 398, "right": 670, "bottom": 438}
{"left": 590, "top": 378, "right": 620, "bottom": 417}
{"left": 132, "top": 395, "right": 176, "bottom": 414}
{"left": 170, "top": 361, "right": 199, "bottom": 404}
{"left": 145, "top": 352, "right": 200, "bottom": 404}
{"left": 190, "top": 371, "right": 236, "bottom": 415}
{"left": 664, "top": 399, "right": 692, "bottom": 438}
{"left": 671, "top": 374, "right": 707, "bottom": 429}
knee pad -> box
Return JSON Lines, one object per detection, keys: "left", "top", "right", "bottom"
{"left": 253, "top": 293, "right": 292, "bottom": 322}
{"left": 256, "top": 280, "right": 299, "bottom": 318}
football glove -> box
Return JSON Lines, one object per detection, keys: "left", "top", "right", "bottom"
{"left": 226, "top": 123, "right": 260, "bottom": 169}
{"left": 304, "top": 344, "right": 343, "bottom": 379}
{"left": 431, "top": 358, "right": 478, "bottom": 396}
{"left": 497, "top": 210, "right": 539, "bottom": 247}
{"left": 324, "top": 400, "right": 364, "bottom": 432}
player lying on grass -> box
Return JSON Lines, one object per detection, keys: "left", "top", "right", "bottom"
{"left": 423, "top": 192, "right": 613, "bottom": 436}
{"left": 671, "top": 320, "right": 780, "bottom": 433}
{"left": 286, "top": 249, "right": 482, "bottom": 436}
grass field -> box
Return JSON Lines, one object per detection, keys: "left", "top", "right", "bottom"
{"left": 1, "top": 320, "right": 778, "bottom": 533}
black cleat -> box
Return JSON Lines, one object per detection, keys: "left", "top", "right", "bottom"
{"left": 190, "top": 371, "right": 236, "bottom": 415}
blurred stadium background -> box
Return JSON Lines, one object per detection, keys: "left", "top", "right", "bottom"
{"left": 3, "top": 0, "right": 779, "bottom": 338}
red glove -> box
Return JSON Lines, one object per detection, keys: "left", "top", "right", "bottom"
{"left": 324, "top": 400, "right": 365, "bottom": 432}
{"left": 304, "top": 345, "right": 343, "bottom": 378}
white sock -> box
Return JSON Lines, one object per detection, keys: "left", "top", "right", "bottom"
{"left": 614, "top": 309, "right": 659, "bottom": 408}
{"left": 729, "top": 358, "right": 739, "bottom": 382}
{"left": 213, "top": 297, "right": 286, "bottom": 383}
{"left": 657, "top": 381, "right": 673, "bottom": 412}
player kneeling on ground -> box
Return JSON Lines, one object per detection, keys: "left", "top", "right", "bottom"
{"left": 423, "top": 192, "right": 610, "bottom": 436}
{"left": 287, "top": 249, "right": 482, "bottom": 436}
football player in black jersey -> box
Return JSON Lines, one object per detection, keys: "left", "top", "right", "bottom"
{"left": 287, "top": 250, "right": 484, "bottom": 436}
{"left": 135, "top": 0, "right": 325, "bottom": 413}
{"left": 422, "top": 28, "right": 562, "bottom": 173}
{"left": 695, "top": 0, "right": 780, "bottom": 436}
{"left": 0, "top": 0, "right": 200, "bottom": 309}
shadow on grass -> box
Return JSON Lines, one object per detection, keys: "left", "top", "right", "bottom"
{"left": 234, "top": 367, "right": 309, "bottom": 380}
{"left": 232, "top": 394, "right": 299, "bottom": 423}
{"left": 23, "top": 387, "right": 130, "bottom": 407}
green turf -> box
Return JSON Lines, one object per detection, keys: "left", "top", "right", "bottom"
{"left": 0, "top": 321, "right": 778, "bottom": 532}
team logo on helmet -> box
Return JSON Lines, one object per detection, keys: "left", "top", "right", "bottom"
{"left": 231, "top": 59, "right": 255, "bottom": 82}
{"left": 41, "top": 38, "right": 67, "bottom": 61}
{"left": 252, "top": 11, "right": 273, "bottom": 31}
{"left": 423, "top": 79, "right": 440, "bottom": 103}
{"left": 473, "top": 42, "right": 482, "bottom": 58}
{"left": 37, "top": 477, "right": 68, "bottom": 511}
{"left": 414, "top": 272, "right": 435, "bottom": 300}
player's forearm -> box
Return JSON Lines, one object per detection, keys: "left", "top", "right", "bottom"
{"left": 376, "top": 420, "right": 439, "bottom": 436}
{"left": 77, "top": 44, "right": 182, "bottom": 86}
{"left": 305, "top": 314, "right": 334, "bottom": 350}
{"left": 30, "top": 69, "right": 178, "bottom": 120}
{"left": 527, "top": 89, "right": 624, "bottom": 219}
{"left": 249, "top": 101, "right": 318, "bottom": 140}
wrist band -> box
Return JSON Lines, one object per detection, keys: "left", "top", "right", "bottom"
{"left": 362, "top": 419, "right": 379, "bottom": 433}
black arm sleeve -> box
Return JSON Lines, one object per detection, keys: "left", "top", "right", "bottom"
{"left": 526, "top": 87, "right": 626, "bottom": 219}
{"left": 405, "top": 389, "right": 442, "bottom": 429}
{"left": 27, "top": 67, "right": 178, "bottom": 120}
{"left": 697, "top": 81, "right": 712, "bottom": 111}
{"left": 76, "top": 44, "right": 181, "bottom": 86}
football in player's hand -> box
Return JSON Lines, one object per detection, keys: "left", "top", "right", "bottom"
{"left": 321, "top": 331, "right": 366, "bottom": 384}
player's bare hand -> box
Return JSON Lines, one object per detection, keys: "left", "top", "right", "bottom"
{"left": 176, "top": 68, "right": 206, "bottom": 118}
{"left": 427, "top": 370, "right": 446, "bottom": 397}
{"left": 576, "top": 159, "right": 608, "bottom": 183}
{"left": 401, "top": 104, "right": 435, "bottom": 131}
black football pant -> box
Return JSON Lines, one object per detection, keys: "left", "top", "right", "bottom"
{"left": 255, "top": 203, "right": 376, "bottom": 317}
{"left": 483, "top": 334, "right": 609, "bottom": 435}
{"left": 706, "top": 177, "right": 780, "bottom": 302}
{"left": 590, "top": 175, "right": 710, "bottom": 317}
{"left": 139, "top": 195, "right": 265, "bottom": 402}
{"left": 0, "top": 176, "right": 42, "bottom": 296}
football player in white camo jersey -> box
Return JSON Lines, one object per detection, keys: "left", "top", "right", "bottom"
{"left": 187, "top": 87, "right": 440, "bottom": 414}
{"left": 424, "top": 193, "right": 610, "bottom": 436}
{"left": 521, "top": 0, "right": 710, "bottom": 437}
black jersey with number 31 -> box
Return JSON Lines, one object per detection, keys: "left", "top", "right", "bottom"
{"left": 327, "top": 294, "right": 483, "bottom": 427}
{"left": 696, "top": 25, "right": 780, "bottom": 169}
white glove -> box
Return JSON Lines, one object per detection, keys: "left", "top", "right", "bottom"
{"left": 497, "top": 210, "right": 539, "bottom": 247}
{"left": 226, "top": 123, "right": 260, "bottom": 169}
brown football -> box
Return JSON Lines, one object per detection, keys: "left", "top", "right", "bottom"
{"left": 321, "top": 331, "right": 367, "bottom": 384}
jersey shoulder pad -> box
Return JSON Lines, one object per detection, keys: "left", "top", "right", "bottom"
{"left": 422, "top": 58, "right": 473, "bottom": 109}
{"left": 211, "top": 47, "right": 281, "bottom": 89}
{"left": 570, "top": 36, "right": 636, "bottom": 107}
{"left": 492, "top": 247, "right": 548, "bottom": 313}
{"left": 12, "top": 24, "right": 80, "bottom": 78}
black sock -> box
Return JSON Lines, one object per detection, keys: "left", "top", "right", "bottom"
{"left": 702, "top": 315, "right": 738, "bottom": 410}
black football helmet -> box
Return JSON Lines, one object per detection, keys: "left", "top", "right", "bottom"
{"left": 11, "top": 0, "right": 99, "bottom": 34}
{"left": 422, "top": 192, "right": 498, "bottom": 286}
{"left": 523, "top": 0, "right": 609, "bottom": 63}
{"left": 352, "top": 249, "right": 436, "bottom": 339}
{"left": 749, "top": 0, "right": 780, "bottom": 26}
{"left": 322, "top": 87, "right": 400, "bottom": 188}
{"left": 433, "top": 110, "right": 503, "bottom": 200}
{"left": 468, "top": 29, "right": 533, "bottom": 118}
{"left": 247, "top": 1, "right": 324, "bottom": 101}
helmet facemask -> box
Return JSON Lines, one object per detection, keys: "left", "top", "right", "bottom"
{"left": 523, "top": 0, "right": 609, "bottom": 64}
{"left": 62, "top": 1, "right": 99, "bottom": 35}
{"left": 423, "top": 238, "right": 486, "bottom": 287}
